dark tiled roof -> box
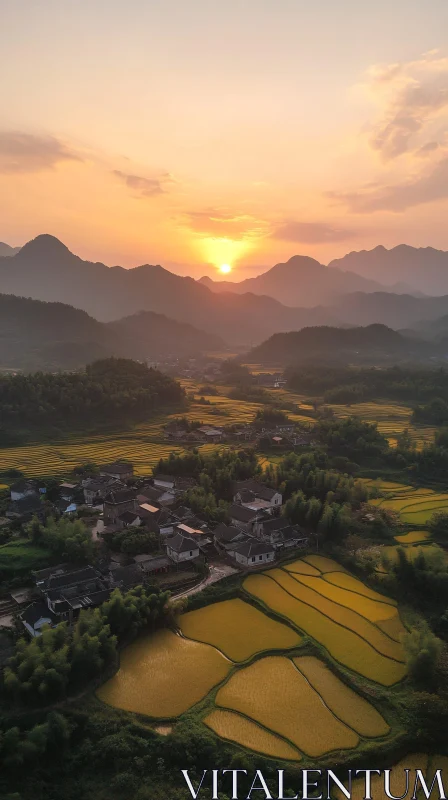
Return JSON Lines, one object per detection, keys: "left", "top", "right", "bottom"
{"left": 110, "top": 564, "right": 143, "bottom": 588}
{"left": 45, "top": 566, "right": 98, "bottom": 590}
{"left": 118, "top": 510, "right": 140, "bottom": 524}
{"left": 229, "top": 504, "right": 258, "bottom": 523}
{"left": 154, "top": 474, "right": 175, "bottom": 484}
{"left": 234, "top": 480, "right": 278, "bottom": 502}
{"left": 261, "top": 517, "right": 289, "bottom": 533}
{"left": 213, "top": 524, "right": 245, "bottom": 543}
{"left": 104, "top": 488, "right": 136, "bottom": 505}
{"left": 12, "top": 494, "right": 41, "bottom": 513}
{"left": 166, "top": 532, "right": 199, "bottom": 553}
{"left": 20, "top": 602, "right": 55, "bottom": 628}
{"left": 233, "top": 538, "right": 275, "bottom": 557}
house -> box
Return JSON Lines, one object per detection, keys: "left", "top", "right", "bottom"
{"left": 213, "top": 523, "right": 247, "bottom": 552}
{"left": 233, "top": 480, "right": 282, "bottom": 512}
{"left": 153, "top": 474, "right": 176, "bottom": 490}
{"left": 10, "top": 479, "right": 38, "bottom": 502}
{"left": 197, "top": 426, "right": 223, "bottom": 443}
{"left": 103, "top": 488, "right": 137, "bottom": 523}
{"left": 100, "top": 462, "right": 134, "bottom": 482}
{"left": 228, "top": 503, "right": 266, "bottom": 535}
{"left": 117, "top": 510, "right": 141, "bottom": 528}
{"left": 42, "top": 566, "right": 111, "bottom": 619}
{"left": 109, "top": 563, "right": 144, "bottom": 590}
{"left": 165, "top": 532, "right": 200, "bottom": 563}
{"left": 135, "top": 554, "right": 173, "bottom": 576}
{"left": 270, "top": 526, "right": 309, "bottom": 551}
{"left": 20, "top": 602, "right": 56, "bottom": 638}
{"left": 137, "top": 485, "right": 165, "bottom": 504}
{"left": 175, "top": 522, "right": 212, "bottom": 547}
{"left": 60, "top": 482, "right": 79, "bottom": 502}
{"left": 229, "top": 538, "right": 275, "bottom": 568}
{"left": 137, "top": 504, "right": 176, "bottom": 538}
{"left": 7, "top": 492, "right": 43, "bottom": 522}
{"left": 82, "top": 476, "right": 123, "bottom": 505}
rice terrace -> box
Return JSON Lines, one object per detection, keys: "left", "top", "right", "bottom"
{"left": 97, "top": 556, "right": 409, "bottom": 762}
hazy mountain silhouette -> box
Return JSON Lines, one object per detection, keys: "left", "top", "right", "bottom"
{"left": 0, "top": 294, "right": 225, "bottom": 370}
{"left": 199, "top": 254, "right": 392, "bottom": 307}
{"left": 3, "top": 235, "right": 448, "bottom": 346}
{"left": 329, "top": 244, "right": 448, "bottom": 295}
{"left": 0, "top": 235, "right": 341, "bottom": 343}
{"left": 247, "top": 324, "right": 436, "bottom": 366}
{"left": 0, "top": 242, "right": 21, "bottom": 257}
{"left": 332, "top": 292, "right": 448, "bottom": 329}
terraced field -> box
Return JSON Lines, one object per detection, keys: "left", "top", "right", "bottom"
{"left": 0, "top": 390, "right": 264, "bottom": 477}
{"left": 97, "top": 628, "right": 231, "bottom": 718}
{"left": 244, "top": 557, "right": 406, "bottom": 684}
{"left": 99, "top": 555, "right": 404, "bottom": 760}
{"left": 204, "top": 709, "right": 302, "bottom": 761}
{"left": 215, "top": 655, "right": 386, "bottom": 757}
{"left": 366, "top": 480, "right": 448, "bottom": 525}
{"left": 179, "top": 598, "right": 301, "bottom": 661}
{"left": 328, "top": 401, "right": 435, "bottom": 450}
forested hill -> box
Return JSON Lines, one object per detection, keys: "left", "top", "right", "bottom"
{"left": 0, "top": 358, "right": 184, "bottom": 441}
{"left": 247, "top": 324, "right": 434, "bottom": 366}
{"left": 0, "top": 293, "right": 223, "bottom": 370}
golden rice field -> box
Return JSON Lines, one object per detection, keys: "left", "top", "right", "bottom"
{"left": 394, "top": 530, "right": 431, "bottom": 545}
{"left": 266, "top": 568, "right": 404, "bottom": 661}
{"left": 179, "top": 598, "right": 301, "bottom": 661}
{"left": 336, "top": 753, "right": 429, "bottom": 800}
{"left": 97, "top": 629, "right": 230, "bottom": 718}
{"left": 216, "top": 656, "right": 362, "bottom": 757}
{"left": 204, "top": 709, "right": 302, "bottom": 761}
{"left": 329, "top": 401, "right": 436, "bottom": 451}
{"left": 303, "top": 554, "right": 348, "bottom": 573}
{"left": 368, "top": 481, "right": 448, "bottom": 525}
{"left": 99, "top": 558, "right": 403, "bottom": 759}
{"left": 244, "top": 562, "right": 406, "bottom": 685}
{"left": 294, "top": 656, "right": 389, "bottom": 737}
{"left": 0, "top": 391, "right": 265, "bottom": 477}
{"left": 324, "top": 572, "right": 397, "bottom": 603}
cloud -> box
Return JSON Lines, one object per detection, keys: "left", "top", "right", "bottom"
{"left": 365, "top": 51, "right": 448, "bottom": 159}
{"left": 112, "top": 169, "right": 173, "bottom": 198}
{"left": 0, "top": 131, "right": 81, "bottom": 173}
{"left": 327, "top": 156, "right": 448, "bottom": 212}
{"left": 415, "top": 141, "right": 440, "bottom": 157}
{"left": 272, "top": 220, "right": 356, "bottom": 243}
{"left": 185, "top": 208, "right": 268, "bottom": 239}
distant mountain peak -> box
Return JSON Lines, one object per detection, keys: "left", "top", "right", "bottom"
{"left": 18, "top": 234, "right": 73, "bottom": 260}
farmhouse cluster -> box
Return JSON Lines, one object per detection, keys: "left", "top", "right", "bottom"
{"left": 2, "top": 461, "right": 310, "bottom": 639}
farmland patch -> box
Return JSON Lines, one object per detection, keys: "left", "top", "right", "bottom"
{"left": 97, "top": 629, "right": 230, "bottom": 718}
{"left": 179, "top": 598, "right": 301, "bottom": 661}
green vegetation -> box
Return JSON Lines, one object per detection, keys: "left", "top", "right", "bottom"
{"left": 0, "top": 358, "right": 184, "bottom": 441}
{"left": 3, "top": 587, "right": 172, "bottom": 707}
{"left": 0, "top": 540, "right": 53, "bottom": 582}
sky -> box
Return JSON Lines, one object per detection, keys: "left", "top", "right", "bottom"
{"left": 1, "top": 0, "right": 448, "bottom": 279}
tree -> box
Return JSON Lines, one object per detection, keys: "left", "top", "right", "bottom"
{"left": 403, "top": 623, "right": 444, "bottom": 689}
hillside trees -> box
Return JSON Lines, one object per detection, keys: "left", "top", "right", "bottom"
{"left": 0, "top": 358, "right": 184, "bottom": 435}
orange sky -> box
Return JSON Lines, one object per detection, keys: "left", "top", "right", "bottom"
{"left": 1, "top": 1, "right": 448, "bottom": 279}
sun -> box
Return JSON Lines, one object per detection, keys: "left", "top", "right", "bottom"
{"left": 219, "top": 263, "right": 232, "bottom": 274}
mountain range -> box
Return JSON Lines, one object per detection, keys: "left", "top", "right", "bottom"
{"left": 2, "top": 234, "right": 448, "bottom": 347}
{"left": 0, "top": 294, "right": 224, "bottom": 370}
{"left": 200, "top": 255, "right": 416, "bottom": 307}
{"left": 329, "top": 245, "right": 448, "bottom": 295}
{"left": 247, "top": 324, "right": 444, "bottom": 366}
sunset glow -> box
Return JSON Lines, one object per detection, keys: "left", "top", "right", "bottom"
{"left": 219, "top": 264, "right": 232, "bottom": 274}
{"left": 0, "top": 2, "right": 447, "bottom": 278}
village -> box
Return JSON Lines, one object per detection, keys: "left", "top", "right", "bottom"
{"left": 0, "top": 437, "right": 313, "bottom": 640}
